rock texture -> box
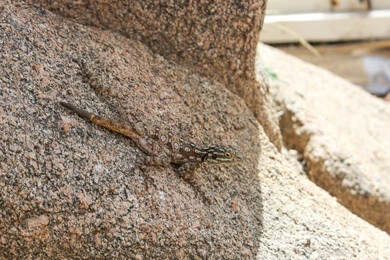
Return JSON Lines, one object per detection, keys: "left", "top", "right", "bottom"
{"left": 257, "top": 146, "right": 390, "bottom": 259}
{"left": 30, "top": 0, "right": 283, "bottom": 151}
{"left": 1, "top": 2, "right": 262, "bottom": 259}
{"left": 258, "top": 43, "right": 390, "bottom": 234}
{"left": 30, "top": 0, "right": 264, "bottom": 88}
{"left": 1, "top": 1, "right": 390, "bottom": 259}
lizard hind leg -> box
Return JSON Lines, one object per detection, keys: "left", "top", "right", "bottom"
{"left": 144, "top": 155, "right": 171, "bottom": 167}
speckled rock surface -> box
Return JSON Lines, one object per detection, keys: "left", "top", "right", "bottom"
{"left": 1, "top": 2, "right": 390, "bottom": 259}
{"left": 30, "top": 0, "right": 283, "bottom": 151}
{"left": 28, "top": 0, "right": 264, "bottom": 91}
{"left": 0, "top": 2, "right": 262, "bottom": 258}
{"left": 257, "top": 147, "right": 390, "bottom": 259}
{"left": 258, "top": 43, "right": 390, "bottom": 234}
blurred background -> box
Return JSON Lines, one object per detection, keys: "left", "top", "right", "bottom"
{"left": 262, "top": 0, "right": 390, "bottom": 100}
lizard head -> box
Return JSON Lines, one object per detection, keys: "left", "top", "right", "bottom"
{"left": 203, "top": 146, "right": 243, "bottom": 164}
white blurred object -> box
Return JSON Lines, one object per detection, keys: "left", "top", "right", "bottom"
{"left": 362, "top": 55, "right": 390, "bottom": 96}
{"left": 262, "top": 0, "right": 390, "bottom": 43}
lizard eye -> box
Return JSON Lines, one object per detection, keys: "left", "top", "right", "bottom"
{"left": 225, "top": 152, "right": 232, "bottom": 158}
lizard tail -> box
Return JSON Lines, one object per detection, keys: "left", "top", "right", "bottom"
{"left": 59, "top": 102, "right": 140, "bottom": 140}
{"left": 59, "top": 102, "right": 93, "bottom": 120}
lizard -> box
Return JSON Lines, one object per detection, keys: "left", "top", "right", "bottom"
{"left": 59, "top": 102, "right": 243, "bottom": 177}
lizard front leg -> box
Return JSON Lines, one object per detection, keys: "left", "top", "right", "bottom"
{"left": 178, "top": 162, "right": 211, "bottom": 204}
{"left": 178, "top": 162, "right": 200, "bottom": 175}
{"left": 177, "top": 162, "right": 200, "bottom": 181}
